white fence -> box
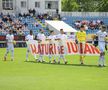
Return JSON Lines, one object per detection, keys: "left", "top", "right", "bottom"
{"left": 60, "top": 12, "right": 108, "bottom": 17}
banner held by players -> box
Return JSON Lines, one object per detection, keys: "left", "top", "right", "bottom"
{"left": 27, "top": 40, "right": 100, "bottom": 56}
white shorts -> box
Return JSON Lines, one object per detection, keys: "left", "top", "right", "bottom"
{"left": 7, "top": 43, "right": 14, "bottom": 51}
{"left": 98, "top": 41, "right": 105, "bottom": 52}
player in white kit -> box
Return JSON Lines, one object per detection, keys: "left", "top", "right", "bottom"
{"left": 96, "top": 25, "right": 107, "bottom": 67}
{"left": 56, "top": 29, "right": 67, "bottom": 64}
{"left": 46, "top": 30, "right": 57, "bottom": 63}
{"left": 25, "top": 30, "right": 37, "bottom": 61}
{"left": 4, "top": 30, "right": 15, "bottom": 61}
{"left": 37, "top": 29, "right": 46, "bottom": 62}
{"left": 68, "top": 32, "right": 76, "bottom": 42}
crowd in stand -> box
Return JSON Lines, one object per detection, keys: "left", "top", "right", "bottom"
{"left": 74, "top": 20, "right": 104, "bottom": 30}
{"left": 0, "top": 11, "right": 107, "bottom": 37}
{"left": 0, "top": 12, "right": 30, "bottom": 47}
{"left": 0, "top": 12, "right": 30, "bottom": 36}
{"left": 0, "top": 9, "right": 58, "bottom": 35}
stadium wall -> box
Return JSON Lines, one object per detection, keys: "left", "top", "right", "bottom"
{"left": 60, "top": 12, "right": 108, "bottom": 17}
{"left": 0, "top": 0, "right": 2, "bottom": 11}
{"left": 0, "top": 0, "right": 61, "bottom": 14}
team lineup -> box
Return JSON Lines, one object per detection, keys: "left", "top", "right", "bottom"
{"left": 1, "top": 0, "right": 108, "bottom": 90}
{"left": 3, "top": 25, "right": 108, "bottom": 67}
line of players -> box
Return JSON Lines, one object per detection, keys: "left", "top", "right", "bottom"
{"left": 25, "top": 29, "right": 68, "bottom": 64}
{"left": 4, "top": 25, "right": 108, "bottom": 67}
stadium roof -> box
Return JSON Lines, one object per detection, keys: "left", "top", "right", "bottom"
{"left": 45, "top": 20, "right": 77, "bottom": 33}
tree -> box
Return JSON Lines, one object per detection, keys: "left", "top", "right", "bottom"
{"left": 62, "top": 0, "right": 79, "bottom": 11}
{"left": 62, "top": 0, "right": 108, "bottom": 12}
{"left": 97, "top": 0, "right": 108, "bottom": 12}
{"left": 76, "top": 0, "right": 100, "bottom": 12}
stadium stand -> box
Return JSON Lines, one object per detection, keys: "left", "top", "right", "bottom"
{"left": 62, "top": 16, "right": 108, "bottom": 34}
{"left": 0, "top": 12, "right": 108, "bottom": 36}
{"left": 0, "top": 13, "right": 50, "bottom": 36}
{"left": 0, "top": 12, "right": 108, "bottom": 47}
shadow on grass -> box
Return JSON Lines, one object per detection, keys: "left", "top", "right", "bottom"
{"left": 24, "top": 61, "right": 105, "bottom": 68}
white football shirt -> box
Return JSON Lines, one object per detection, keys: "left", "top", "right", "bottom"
{"left": 57, "top": 34, "right": 67, "bottom": 41}
{"left": 6, "top": 34, "right": 14, "bottom": 43}
{"left": 37, "top": 33, "right": 46, "bottom": 41}
{"left": 56, "top": 34, "right": 67, "bottom": 46}
{"left": 25, "top": 34, "right": 34, "bottom": 41}
{"left": 96, "top": 30, "right": 107, "bottom": 42}
{"left": 48, "top": 35, "right": 56, "bottom": 40}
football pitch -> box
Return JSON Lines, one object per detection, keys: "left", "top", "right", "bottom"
{"left": 0, "top": 48, "right": 108, "bottom": 90}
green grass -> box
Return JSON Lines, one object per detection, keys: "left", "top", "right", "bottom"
{"left": 0, "top": 48, "right": 108, "bottom": 90}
